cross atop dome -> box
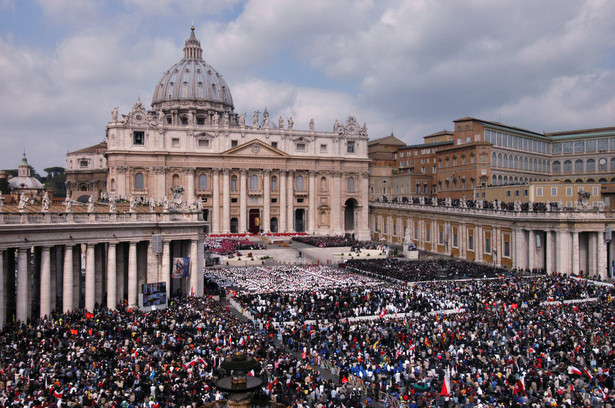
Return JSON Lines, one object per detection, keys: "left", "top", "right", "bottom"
{"left": 183, "top": 26, "right": 203, "bottom": 60}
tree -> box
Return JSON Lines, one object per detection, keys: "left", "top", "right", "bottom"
{"left": 44, "top": 167, "right": 65, "bottom": 181}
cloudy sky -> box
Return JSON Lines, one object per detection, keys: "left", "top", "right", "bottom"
{"left": 1, "top": 0, "right": 615, "bottom": 174}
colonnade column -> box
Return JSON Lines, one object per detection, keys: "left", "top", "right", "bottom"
{"left": 40, "top": 247, "right": 51, "bottom": 318}
{"left": 572, "top": 231, "right": 580, "bottom": 276}
{"left": 107, "top": 243, "right": 117, "bottom": 310}
{"left": 212, "top": 169, "right": 220, "bottom": 234}
{"left": 287, "top": 170, "right": 294, "bottom": 232}
{"left": 222, "top": 169, "right": 231, "bottom": 234}
{"left": 162, "top": 241, "right": 171, "bottom": 300}
{"left": 263, "top": 170, "right": 271, "bottom": 233}
{"left": 185, "top": 168, "right": 195, "bottom": 203}
{"left": 63, "top": 245, "right": 73, "bottom": 312}
{"left": 308, "top": 170, "right": 316, "bottom": 234}
{"left": 556, "top": 231, "right": 565, "bottom": 274}
{"left": 589, "top": 233, "right": 597, "bottom": 275}
{"left": 597, "top": 231, "right": 607, "bottom": 279}
{"left": 545, "top": 231, "right": 553, "bottom": 274}
{"left": 16, "top": 247, "right": 28, "bottom": 322}
{"left": 196, "top": 236, "right": 204, "bottom": 296}
{"left": 528, "top": 230, "right": 535, "bottom": 271}
{"left": 279, "top": 170, "right": 287, "bottom": 232}
{"left": 190, "top": 240, "right": 198, "bottom": 296}
{"left": 239, "top": 170, "right": 247, "bottom": 233}
{"left": 85, "top": 244, "right": 96, "bottom": 311}
{"left": 128, "top": 242, "right": 137, "bottom": 307}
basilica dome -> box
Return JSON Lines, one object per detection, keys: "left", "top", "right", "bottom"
{"left": 151, "top": 27, "right": 234, "bottom": 113}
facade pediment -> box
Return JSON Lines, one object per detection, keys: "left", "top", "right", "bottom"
{"left": 222, "top": 139, "right": 290, "bottom": 158}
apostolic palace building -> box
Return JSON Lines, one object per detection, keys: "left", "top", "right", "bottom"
{"left": 1, "top": 27, "right": 615, "bottom": 326}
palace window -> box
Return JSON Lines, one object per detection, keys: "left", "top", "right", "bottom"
{"left": 296, "top": 175, "right": 304, "bottom": 191}
{"left": 198, "top": 138, "right": 210, "bottom": 148}
{"left": 198, "top": 174, "right": 208, "bottom": 190}
{"left": 271, "top": 177, "right": 277, "bottom": 191}
{"left": 348, "top": 177, "right": 355, "bottom": 193}
{"left": 231, "top": 176, "right": 237, "bottom": 191}
{"left": 250, "top": 175, "right": 258, "bottom": 191}
{"left": 296, "top": 143, "right": 306, "bottom": 152}
{"left": 135, "top": 173, "right": 144, "bottom": 190}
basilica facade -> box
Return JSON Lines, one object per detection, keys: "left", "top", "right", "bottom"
{"left": 69, "top": 28, "right": 370, "bottom": 240}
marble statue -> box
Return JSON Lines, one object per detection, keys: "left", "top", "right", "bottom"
{"left": 18, "top": 192, "right": 28, "bottom": 212}
{"left": 64, "top": 194, "right": 73, "bottom": 212}
{"left": 149, "top": 197, "right": 156, "bottom": 212}
{"left": 41, "top": 191, "right": 50, "bottom": 212}
{"left": 129, "top": 195, "right": 137, "bottom": 212}
{"left": 287, "top": 117, "right": 293, "bottom": 130}
{"left": 111, "top": 107, "right": 118, "bottom": 121}
{"left": 239, "top": 113, "right": 245, "bottom": 127}
{"left": 309, "top": 118, "right": 314, "bottom": 131}
{"left": 278, "top": 116, "right": 284, "bottom": 130}
{"left": 87, "top": 195, "right": 95, "bottom": 213}
{"left": 253, "top": 111, "right": 258, "bottom": 126}
{"left": 109, "top": 195, "right": 116, "bottom": 213}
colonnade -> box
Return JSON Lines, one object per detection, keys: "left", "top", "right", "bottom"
{"left": 0, "top": 237, "right": 204, "bottom": 327}
{"left": 515, "top": 229, "right": 610, "bottom": 276}
{"left": 371, "top": 203, "right": 613, "bottom": 279}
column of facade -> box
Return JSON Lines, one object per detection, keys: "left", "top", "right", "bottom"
{"left": 63, "top": 245, "right": 73, "bottom": 312}
{"left": 263, "top": 170, "right": 271, "bottom": 233}
{"left": 107, "top": 243, "right": 117, "bottom": 310}
{"left": 117, "top": 167, "right": 127, "bottom": 197}
{"left": 331, "top": 171, "right": 343, "bottom": 235}
{"left": 527, "top": 230, "right": 535, "bottom": 271}
{"left": 308, "top": 171, "right": 316, "bottom": 234}
{"left": 185, "top": 168, "right": 195, "bottom": 203}
{"left": 212, "top": 169, "right": 221, "bottom": 234}
{"left": 287, "top": 170, "right": 295, "bottom": 232}
{"left": 545, "top": 231, "right": 553, "bottom": 274}
{"left": 597, "top": 231, "right": 607, "bottom": 279}
{"left": 358, "top": 171, "right": 370, "bottom": 241}
{"left": 39, "top": 247, "right": 51, "bottom": 318}
{"left": 572, "top": 231, "right": 580, "bottom": 276}
{"left": 279, "top": 170, "right": 287, "bottom": 232}
{"left": 162, "top": 241, "right": 171, "bottom": 300}
{"left": 239, "top": 169, "right": 247, "bottom": 233}
{"left": 222, "top": 169, "right": 231, "bottom": 233}
{"left": 190, "top": 240, "right": 198, "bottom": 296}
{"left": 85, "top": 244, "right": 96, "bottom": 311}
{"left": 153, "top": 167, "right": 167, "bottom": 199}
{"left": 128, "top": 242, "right": 137, "bottom": 307}
{"left": 16, "top": 248, "right": 28, "bottom": 323}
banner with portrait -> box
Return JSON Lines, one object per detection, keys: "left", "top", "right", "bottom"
{"left": 172, "top": 257, "right": 190, "bottom": 278}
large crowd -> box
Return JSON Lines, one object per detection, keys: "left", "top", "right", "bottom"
{"left": 292, "top": 236, "right": 373, "bottom": 249}
{"left": 1, "top": 260, "right": 615, "bottom": 408}
{"left": 344, "top": 259, "right": 512, "bottom": 282}
{"left": 203, "top": 238, "right": 264, "bottom": 256}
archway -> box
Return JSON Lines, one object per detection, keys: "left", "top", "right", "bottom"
{"left": 344, "top": 198, "right": 358, "bottom": 234}
{"left": 230, "top": 218, "right": 238, "bottom": 234}
{"left": 248, "top": 209, "right": 261, "bottom": 235}
{"left": 270, "top": 217, "right": 278, "bottom": 233}
{"left": 294, "top": 209, "right": 306, "bottom": 233}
